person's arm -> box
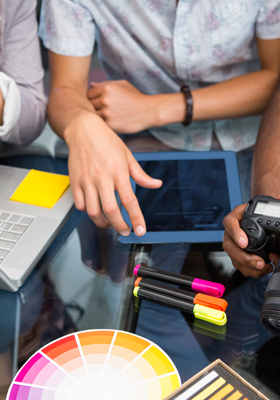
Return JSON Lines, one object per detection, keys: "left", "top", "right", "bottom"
{"left": 87, "top": 38, "right": 280, "bottom": 133}
{"left": 251, "top": 79, "right": 280, "bottom": 197}
{"left": 223, "top": 78, "right": 280, "bottom": 278}
{"left": 47, "top": 52, "right": 162, "bottom": 236}
{"left": 0, "top": 0, "right": 46, "bottom": 145}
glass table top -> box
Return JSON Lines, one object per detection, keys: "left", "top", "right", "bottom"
{"left": 0, "top": 207, "right": 279, "bottom": 400}
{"left": 0, "top": 152, "right": 279, "bottom": 400}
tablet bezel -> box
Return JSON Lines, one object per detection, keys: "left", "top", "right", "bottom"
{"left": 118, "top": 151, "right": 242, "bottom": 244}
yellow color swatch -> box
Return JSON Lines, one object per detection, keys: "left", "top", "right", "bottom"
{"left": 192, "top": 377, "right": 226, "bottom": 400}
{"left": 159, "top": 374, "right": 180, "bottom": 398}
{"left": 226, "top": 392, "right": 243, "bottom": 400}
{"left": 10, "top": 169, "right": 70, "bottom": 208}
{"left": 209, "top": 384, "right": 234, "bottom": 400}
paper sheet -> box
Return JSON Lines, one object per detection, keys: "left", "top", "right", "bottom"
{"left": 10, "top": 169, "right": 70, "bottom": 208}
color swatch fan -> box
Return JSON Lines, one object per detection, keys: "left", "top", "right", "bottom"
{"left": 7, "top": 330, "right": 181, "bottom": 400}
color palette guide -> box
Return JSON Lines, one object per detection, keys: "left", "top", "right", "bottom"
{"left": 164, "top": 361, "right": 268, "bottom": 400}
{"left": 7, "top": 330, "right": 181, "bottom": 400}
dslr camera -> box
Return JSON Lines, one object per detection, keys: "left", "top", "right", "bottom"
{"left": 241, "top": 195, "right": 280, "bottom": 335}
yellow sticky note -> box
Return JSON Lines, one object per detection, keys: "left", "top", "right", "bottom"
{"left": 10, "top": 169, "right": 70, "bottom": 208}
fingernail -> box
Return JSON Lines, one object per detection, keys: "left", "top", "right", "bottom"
{"left": 120, "top": 230, "right": 130, "bottom": 236}
{"left": 135, "top": 226, "right": 145, "bottom": 236}
{"left": 256, "top": 261, "right": 264, "bottom": 270}
{"left": 238, "top": 237, "right": 247, "bottom": 248}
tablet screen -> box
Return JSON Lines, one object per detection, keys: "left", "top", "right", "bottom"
{"left": 135, "top": 159, "right": 230, "bottom": 232}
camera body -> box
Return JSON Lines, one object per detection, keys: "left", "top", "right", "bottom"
{"left": 241, "top": 195, "right": 280, "bottom": 263}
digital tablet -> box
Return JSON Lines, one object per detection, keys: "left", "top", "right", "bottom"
{"left": 118, "top": 151, "right": 242, "bottom": 244}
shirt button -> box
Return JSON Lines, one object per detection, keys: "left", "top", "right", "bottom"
{"left": 233, "top": 5, "right": 240, "bottom": 13}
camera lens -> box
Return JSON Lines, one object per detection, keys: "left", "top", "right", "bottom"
{"left": 260, "top": 266, "right": 280, "bottom": 335}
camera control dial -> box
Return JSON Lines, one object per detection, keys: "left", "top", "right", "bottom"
{"left": 240, "top": 218, "right": 267, "bottom": 250}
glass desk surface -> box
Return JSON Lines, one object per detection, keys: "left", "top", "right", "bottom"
{"left": 0, "top": 151, "right": 278, "bottom": 400}
{"left": 0, "top": 208, "right": 279, "bottom": 400}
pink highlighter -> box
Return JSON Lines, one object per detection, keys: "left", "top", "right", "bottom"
{"left": 133, "top": 264, "right": 225, "bottom": 298}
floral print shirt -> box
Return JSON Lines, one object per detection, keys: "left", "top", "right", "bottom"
{"left": 39, "top": 0, "right": 280, "bottom": 152}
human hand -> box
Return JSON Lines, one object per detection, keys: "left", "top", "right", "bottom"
{"left": 222, "top": 204, "right": 274, "bottom": 277}
{"left": 64, "top": 112, "right": 162, "bottom": 236}
{"left": 87, "top": 80, "right": 159, "bottom": 133}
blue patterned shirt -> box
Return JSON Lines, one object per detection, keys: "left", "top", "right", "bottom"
{"left": 39, "top": 0, "right": 280, "bottom": 151}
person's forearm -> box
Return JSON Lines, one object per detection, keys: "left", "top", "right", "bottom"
{"left": 47, "top": 85, "right": 99, "bottom": 143}
{"left": 154, "top": 69, "right": 278, "bottom": 126}
{"left": 251, "top": 79, "right": 280, "bottom": 197}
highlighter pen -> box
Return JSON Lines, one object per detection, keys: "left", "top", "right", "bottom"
{"left": 134, "top": 265, "right": 225, "bottom": 298}
{"left": 133, "top": 286, "right": 227, "bottom": 326}
{"left": 134, "top": 277, "right": 228, "bottom": 311}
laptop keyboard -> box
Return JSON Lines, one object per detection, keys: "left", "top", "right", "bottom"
{"left": 0, "top": 211, "right": 35, "bottom": 263}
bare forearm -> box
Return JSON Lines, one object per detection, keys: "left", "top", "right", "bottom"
{"left": 155, "top": 70, "right": 278, "bottom": 126}
{"left": 192, "top": 70, "right": 278, "bottom": 120}
{"left": 47, "top": 86, "right": 97, "bottom": 141}
{"left": 251, "top": 79, "right": 280, "bottom": 197}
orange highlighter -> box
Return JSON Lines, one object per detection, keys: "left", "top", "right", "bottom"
{"left": 134, "top": 277, "right": 228, "bottom": 312}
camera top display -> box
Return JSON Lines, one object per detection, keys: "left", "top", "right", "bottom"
{"left": 241, "top": 195, "right": 280, "bottom": 263}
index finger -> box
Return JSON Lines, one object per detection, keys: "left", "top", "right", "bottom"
{"left": 223, "top": 204, "right": 248, "bottom": 249}
{"left": 116, "top": 177, "right": 146, "bottom": 237}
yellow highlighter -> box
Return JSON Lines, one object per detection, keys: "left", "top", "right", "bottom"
{"left": 133, "top": 287, "right": 227, "bottom": 326}
{"left": 193, "top": 304, "right": 227, "bottom": 326}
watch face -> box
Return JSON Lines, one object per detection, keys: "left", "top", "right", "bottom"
{"left": 254, "top": 201, "right": 280, "bottom": 219}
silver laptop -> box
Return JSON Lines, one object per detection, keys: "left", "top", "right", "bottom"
{"left": 0, "top": 164, "right": 74, "bottom": 292}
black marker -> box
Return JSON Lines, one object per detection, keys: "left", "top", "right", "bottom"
{"left": 134, "top": 265, "right": 225, "bottom": 297}
{"left": 134, "top": 277, "right": 227, "bottom": 311}
{"left": 133, "top": 286, "right": 227, "bottom": 326}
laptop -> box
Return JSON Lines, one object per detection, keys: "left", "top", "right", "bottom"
{"left": 0, "top": 164, "right": 74, "bottom": 292}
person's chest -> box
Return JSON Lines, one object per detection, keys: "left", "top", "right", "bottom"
{"left": 84, "top": 0, "right": 260, "bottom": 83}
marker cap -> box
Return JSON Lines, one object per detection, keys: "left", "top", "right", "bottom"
{"left": 134, "top": 277, "right": 142, "bottom": 287}
{"left": 133, "top": 286, "right": 140, "bottom": 298}
{"left": 134, "top": 264, "right": 141, "bottom": 276}
{"left": 194, "top": 293, "right": 228, "bottom": 312}
{"left": 192, "top": 278, "right": 225, "bottom": 298}
{"left": 193, "top": 304, "right": 227, "bottom": 326}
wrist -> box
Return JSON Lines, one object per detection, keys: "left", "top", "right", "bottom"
{"left": 151, "top": 93, "right": 186, "bottom": 127}
{"left": 181, "top": 85, "right": 193, "bottom": 126}
{"left": 64, "top": 111, "right": 103, "bottom": 146}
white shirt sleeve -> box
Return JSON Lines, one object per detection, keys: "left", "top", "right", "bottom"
{"left": 0, "top": 72, "right": 21, "bottom": 137}
{"left": 38, "top": 0, "right": 95, "bottom": 57}
{"left": 257, "top": 1, "right": 280, "bottom": 39}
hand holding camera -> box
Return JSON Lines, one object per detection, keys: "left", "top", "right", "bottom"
{"left": 241, "top": 195, "right": 280, "bottom": 263}
{"left": 241, "top": 195, "right": 280, "bottom": 335}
